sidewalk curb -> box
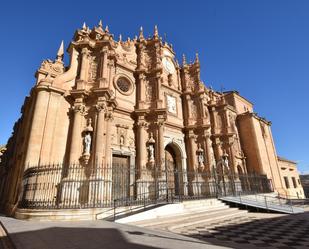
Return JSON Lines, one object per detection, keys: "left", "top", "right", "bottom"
{"left": 0, "top": 221, "right": 16, "bottom": 249}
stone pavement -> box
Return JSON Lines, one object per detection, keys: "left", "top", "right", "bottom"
{"left": 1, "top": 210, "right": 309, "bottom": 249}
{"left": 173, "top": 212, "right": 309, "bottom": 249}
{"left": 126, "top": 206, "right": 309, "bottom": 249}
{"left": 0, "top": 216, "right": 228, "bottom": 249}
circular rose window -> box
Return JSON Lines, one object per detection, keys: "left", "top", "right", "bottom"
{"left": 115, "top": 76, "right": 133, "bottom": 95}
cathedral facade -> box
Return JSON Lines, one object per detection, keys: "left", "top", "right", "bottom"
{"left": 0, "top": 22, "right": 304, "bottom": 218}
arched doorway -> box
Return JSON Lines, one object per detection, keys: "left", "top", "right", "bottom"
{"left": 237, "top": 165, "right": 247, "bottom": 192}
{"left": 165, "top": 144, "right": 181, "bottom": 196}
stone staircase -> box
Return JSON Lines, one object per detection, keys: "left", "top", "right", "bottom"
{"left": 119, "top": 199, "right": 247, "bottom": 232}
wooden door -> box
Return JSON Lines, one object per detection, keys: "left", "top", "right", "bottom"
{"left": 112, "top": 155, "right": 130, "bottom": 201}
{"left": 165, "top": 147, "right": 177, "bottom": 195}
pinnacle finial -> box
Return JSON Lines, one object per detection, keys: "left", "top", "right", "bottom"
{"left": 195, "top": 52, "right": 199, "bottom": 64}
{"left": 82, "top": 22, "right": 86, "bottom": 30}
{"left": 105, "top": 25, "right": 109, "bottom": 32}
{"left": 139, "top": 26, "right": 144, "bottom": 39}
{"left": 182, "top": 54, "right": 187, "bottom": 65}
{"left": 119, "top": 34, "right": 122, "bottom": 42}
{"left": 154, "top": 25, "right": 159, "bottom": 38}
{"left": 98, "top": 20, "right": 103, "bottom": 28}
{"left": 56, "top": 40, "right": 64, "bottom": 62}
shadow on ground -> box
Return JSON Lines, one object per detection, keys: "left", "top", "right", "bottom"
{"left": 2, "top": 227, "right": 166, "bottom": 249}
{"left": 175, "top": 211, "right": 309, "bottom": 249}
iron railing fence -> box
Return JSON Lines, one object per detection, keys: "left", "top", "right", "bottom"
{"left": 17, "top": 163, "right": 273, "bottom": 209}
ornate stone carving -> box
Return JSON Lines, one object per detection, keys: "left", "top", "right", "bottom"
{"left": 137, "top": 120, "right": 148, "bottom": 128}
{"left": 95, "top": 102, "right": 107, "bottom": 112}
{"left": 166, "top": 95, "right": 177, "bottom": 114}
{"left": 72, "top": 104, "right": 87, "bottom": 116}
{"left": 105, "top": 111, "right": 114, "bottom": 121}
{"left": 88, "top": 55, "right": 98, "bottom": 82}
{"left": 191, "top": 102, "right": 197, "bottom": 119}
{"left": 128, "top": 137, "right": 135, "bottom": 148}
{"left": 145, "top": 79, "right": 154, "bottom": 102}
{"left": 116, "top": 124, "right": 129, "bottom": 146}
{"left": 39, "top": 59, "right": 64, "bottom": 75}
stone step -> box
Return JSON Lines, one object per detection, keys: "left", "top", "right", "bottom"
{"left": 182, "top": 199, "right": 223, "bottom": 207}
{"left": 129, "top": 205, "right": 233, "bottom": 227}
{"left": 168, "top": 209, "right": 248, "bottom": 231}
{"left": 183, "top": 203, "right": 227, "bottom": 212}
{"left": 159, "top": 203, "right": 229, "bottom": 218}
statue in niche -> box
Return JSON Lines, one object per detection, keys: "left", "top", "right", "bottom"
{"left": 81, "top": 118, "right": 93, "bottom": 165}
{"left": 222, "top": 152, "right": 229, "bottom": 172}
{"left": 84, "top": 133, "right": 92, "bottom": 155}
{"left": 197, "top": 143, "right": 205, "bottom": 169}
{"left": 120, "top": 135, "right": 124, "bottom": 146}
{"left": 198, "top": 153, "right": 204, "bottom": 166}
{"left": 149, "top": 144, "right": 155, "bottom": 162}
{"left": 147, "top": 133, "right": 155, "bottom": 163}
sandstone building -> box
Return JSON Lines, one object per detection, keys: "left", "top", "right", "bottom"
{"left": 0, "top": 22, "right": 304, "bottom": 218}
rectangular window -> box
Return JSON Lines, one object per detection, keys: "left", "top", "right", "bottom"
{"left": 284, "top": 177, "right": 290, "bottom": 189}
{"left": 292, "top": 177, "right": 297, "bottom": 188}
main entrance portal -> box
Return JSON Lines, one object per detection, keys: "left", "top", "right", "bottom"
{"left": 112, "top": 155, "right": 130, "bottom": 200}
{"left": 165, "top": 144, "right": 180, "bottom": 196}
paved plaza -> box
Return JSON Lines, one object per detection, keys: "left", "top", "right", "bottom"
{"left": 0, "top": 210, "right": 309, "bottom": 249}
{"left": 173, "top": 212, "right": 309, "bottom": 249}
{"left": 0, "top": 216, "right": 227, "bottom": 249}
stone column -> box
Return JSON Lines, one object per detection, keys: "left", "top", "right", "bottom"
{"left": 94, "top": 97, "right": 107, "bottom": 166}
{"left": 137, "top": 119, "right": 147, "bottom": 173}
{"left": 61, "top": 100, "right": 85, "bottom": 207}
{"left": 155, "top": 72, "right": 162, "bottom": 108}
{"left": 105, "top": 110, "right": 114, "bottom": 167}
{"left": 202, "top": 133, "right": 212, "bottom": 171}
{"left": 137, "top": 73, "right": 146, "bottom": 109}
{"left": 228, "top": 139, "right": 236, "bottom": 173}
{"left": 98, "top": 46, "right": 108, "bottom": 88}
{"left": 157, "top": 120, "right": 165, "bottom": 170}
{"left": 136, "top": 118, "right": 149, "bottom": 198}
{"left": 24, "top": 89, "right": 49, "bottom": 168}
{"left": 185, "top": 95, "right": 192, "bottom": 119}
{"left": 68, "top": 101, "right": 85, "bottom": 164}
{"left": 188, "top": 131, "right": 197, "bottom": 171}
{"left": 79, "top": 48, "right": 90, "bottom": 81}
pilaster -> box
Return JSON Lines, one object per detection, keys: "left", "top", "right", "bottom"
{"left": 94, "top": 97, "right": 107, "bottom": 165}
{"left": 76, "top": 47, "right": 90, "bottom": 89}
{"left": 98, "top": 46, "right": 109, "bottom": 88}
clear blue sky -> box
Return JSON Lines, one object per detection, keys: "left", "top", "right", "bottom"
{"left": 1, "top": 0, "right": 308, "bottom": 173}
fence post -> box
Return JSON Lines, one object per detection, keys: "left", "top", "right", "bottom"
{"left": 114, "top": 199, "right": 116, "bottom": 221}
{"left": 178, "top": 170, "right": 181, "bottom": 203}
{"left": 143, "top": 191, "right": 146, "bottom": 209}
